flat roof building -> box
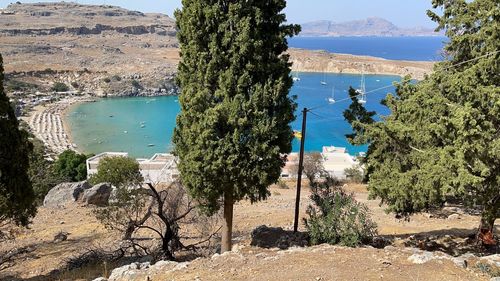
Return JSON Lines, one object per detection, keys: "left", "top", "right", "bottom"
{"left": 86, "top": 152, "right": 179, "bottom": 184}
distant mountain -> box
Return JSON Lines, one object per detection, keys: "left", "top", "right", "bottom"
{"left": 300, "top": 17, "right": 443, "bottom": 37}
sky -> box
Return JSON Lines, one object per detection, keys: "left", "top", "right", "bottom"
{"left": 0, "top": 0, "right": 439, "bottom": 28}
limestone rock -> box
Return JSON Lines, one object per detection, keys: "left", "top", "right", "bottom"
{"left": 82, "top": 183, "right": 113, "bottom": 206}
{"left": 407, "top": 251, "right": 435, "bottom": 264}
{"left": 43, "top": 181, "right": 91, "bottom": 207}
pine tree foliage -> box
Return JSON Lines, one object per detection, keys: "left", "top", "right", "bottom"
{"left": 344, "top": 0, "right": 499, "bottom": 237}
{"left": 0, "top": 54, "right": 36, "bottom": 226}
{"left": 174, "top": 0, "right": 300, "bottom": 251}
{"left": 174, "top": 0, "right": 299, "bottom": 213}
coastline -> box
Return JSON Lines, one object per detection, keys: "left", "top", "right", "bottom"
{"left": 288, "top": 49, "right": 435, "bottom": 80}
{"left": 23, "top": 95, "right": 95, "bottom": 155}
{"left": 23, "top": 49, "right": 436, "bottom": 156}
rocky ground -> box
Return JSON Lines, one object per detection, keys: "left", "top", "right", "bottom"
{"left": 0, "top": 182, "right": 498, "bottom": 280}
{"left": 0, "top": 2, "right": 433, "bottom": 99}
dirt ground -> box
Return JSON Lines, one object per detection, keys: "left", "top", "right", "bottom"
{"left": 0, "top": 183, "right": 498, "bottom": 280}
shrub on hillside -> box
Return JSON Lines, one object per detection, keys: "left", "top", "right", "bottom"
{"left": 89, "top": 156, "right": 143, "bottom": 187}
{"left": 51, "top": 82, "right": 69, "bottom": 92}
{"left": 54, "top": 150, "right": 88, "bottom": 182}
{"left": 304, "top": 176, "right": 377, "bottom": 247}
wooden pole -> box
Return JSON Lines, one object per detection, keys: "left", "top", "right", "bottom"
{"left": 294, "top": 108, "right": 308, "bottom": 233}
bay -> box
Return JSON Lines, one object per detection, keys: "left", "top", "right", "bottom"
{"left": 67, "top": 72, "right": 400, "bottom": 158}
{"left": 289, "top": 36, "right": 447, "bottom": 61}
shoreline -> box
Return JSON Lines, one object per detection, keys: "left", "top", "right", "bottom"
{"left": 23, "top": 95, "right": 96, "bottom": 155}
{"left": 26, "top": 62, "right": 429, "bottom": 157}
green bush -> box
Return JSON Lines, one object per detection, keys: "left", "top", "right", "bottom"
{"left": 51, "top": 82, "right": 69, "bottom": 92}
{"left": 103, "top": 77, "right": 111, "bottom": 83}
{"left": 112, "top": 75, "right": 122, "bottom": 81}
{"left": 54, "top": 150, "right": 88, "bottom": 182}
{"left": 28, "top": 137, "right": 66, "bottom": 202}
{"left": 5, "top": 79, "right": 38, "bottom": 92}
{"left": 304, "top": 176, "right": 377, "bottom": 247}
{"left": 71, "top": 82, "right": 79, "bottom": 89}
{"left": 89, "top": 156, "right": 143, "bottom": 187}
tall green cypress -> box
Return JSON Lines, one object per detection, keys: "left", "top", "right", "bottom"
{"left": 174, "top": 0, "right": 300, "bottom": 252}
{"left": 345, "top": 0, "right": 499, "bottom": 242}
{"left": 0, "top": 54, "right": 36, "bottom": 226}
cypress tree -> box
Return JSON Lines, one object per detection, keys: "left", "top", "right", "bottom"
{"left": 0, "top": 54, "right": 36, "bottom": 226}
{"left": 345, "top": 0, "right": 499, "bottom": 242}
{"left": 174, "top": 0, "right": 300, "bottom": 252}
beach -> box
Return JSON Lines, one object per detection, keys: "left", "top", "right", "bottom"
{"left": 22, "top": 96, "right": 95, "bottom": 155}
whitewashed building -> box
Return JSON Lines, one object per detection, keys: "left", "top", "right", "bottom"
{"left": 321, "top": 146, "right": 360, "bottom": 180}
{"left": 86, "top": 152, "right": 179, "bottom": 184}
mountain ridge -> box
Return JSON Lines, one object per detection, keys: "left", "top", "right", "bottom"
{"left": 300, "top": 17, "right": 443, "bottom": 37}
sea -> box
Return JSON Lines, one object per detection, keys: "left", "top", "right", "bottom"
{"left": 289, "top": 36, "right": 447, "bottom": 61}
{"left": 67, "top": 37, "right": 447, "bottom": 158}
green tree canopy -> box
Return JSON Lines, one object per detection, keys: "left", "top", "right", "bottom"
{"left": 174, "top": 0, "right": 300, "bottom": 252}
{"left": 53, "top": 150, "right": 88, "bottom": 182}
{"left": 0, "top": 54, "right": 36, "bottom": 226}
{"left": 89, "top": 156, "right": 143, "bottom": 187}
{"left": 345, "top": 0, "right": 499, "bottom": 241}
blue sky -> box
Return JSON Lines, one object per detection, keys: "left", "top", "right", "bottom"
{"left": 0, "top": 0, "right": 439, "bottom": 28}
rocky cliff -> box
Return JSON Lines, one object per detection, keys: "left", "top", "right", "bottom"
{"left": 0, "top": 3, "right": 433, "bottom": 97}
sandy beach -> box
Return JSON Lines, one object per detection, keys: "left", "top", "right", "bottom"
{"left": 23, "top": 96, "right": 95, "bottom": 155}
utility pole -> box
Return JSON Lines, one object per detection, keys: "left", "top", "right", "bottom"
{"left": 294, "top": 107, "right": 308, "bottom": 233}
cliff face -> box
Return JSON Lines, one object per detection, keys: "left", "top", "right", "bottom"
{"left": 0, "top": 2, "right": 433, "bottom": 97}
{"left": 288, "top": 49, "right": 434, "bottom": 80}
{"left": 0, "top": 2, "right": 176, "bottom": 36}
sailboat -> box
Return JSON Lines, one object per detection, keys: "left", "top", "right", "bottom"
{"left": 320, "top": 72, "right": 327, "bottom": 85}
{"left": 328, "top": 87, "right": 336, "bottom": 104}
{"left": 356, "top": 72, "right": 367, "bottom": 104}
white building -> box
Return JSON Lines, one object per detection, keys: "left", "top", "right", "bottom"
{"left": 86, "top": 152, "right": 179, "bottom": 184}
{"left": 321, "top": 146, "right": 359, "bottom": 180}
{"left": 280, "top": 147, "right": 361, "bottom": 180}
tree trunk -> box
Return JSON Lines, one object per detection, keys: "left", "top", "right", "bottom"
{"left": 162, "top": 224, "right": 175, "bottom": 260}
{"left": 123, "top": 221, "right": 135, "bottom": 240}
{"left": 478, "top": 213, "right": 497, "bottom": 246}
{"left": 221, "top": 192, "right": 234, "bottom": 253}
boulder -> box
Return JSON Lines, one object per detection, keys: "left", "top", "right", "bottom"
{"left": 43, "top": 181, "right": 91, "bottom": 207}
{"left": 407, "top": 251, "right": 435, "bottom": 264}
{"left": 250, "top": 225, "right": 309, "bottom": 249}
{"left": 82, "top": 183, "right": 113, "bottom": 206}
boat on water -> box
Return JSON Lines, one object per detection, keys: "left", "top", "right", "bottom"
{"left": 292, "top": 71, "right": 300, "bottom": 82}
{"left": 356, "top": 72, "right": 367, "bottom": 104}
{"left": 141, "top": 124, "right": 146, "bottom": 128}
{"left": 148, "top": 144, "right": 155, "bottom": 147}
{"left": 320, "top": 72, "right": 327, "bottom": 85}
{"left": 124, "top": 131, "right": 128, "bottom": 134}
{"left": 328, "top": 87, "right": 336, "bottom": 104}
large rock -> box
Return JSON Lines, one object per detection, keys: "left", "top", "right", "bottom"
{"left": 250, "top": 225, "right": 309, "bottom": 249}
{"left": 43, "top": 181, "right": 91, "bottom": 207}
{"left": 82, "top": 183, "right": 113, "bottom": 206}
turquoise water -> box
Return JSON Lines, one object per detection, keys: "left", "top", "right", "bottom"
{"left": 67, "top": 73, "right": 400, "bottom": 158}
{"left": 289, "top": 37, "right": 447, "bottom": 61}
